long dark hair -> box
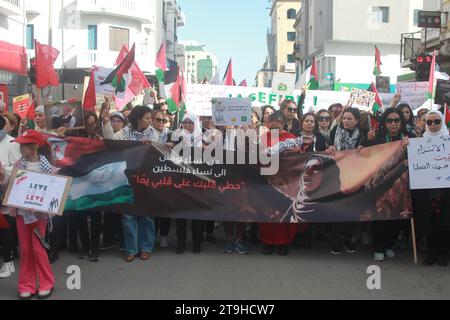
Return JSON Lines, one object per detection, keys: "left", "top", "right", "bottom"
{"left": 380, "top": 108, "right": 408, "bottom": 138}
{"left": 128, "top": 106, "right": 152, "bottom": 131}
{"left": 396, "top": 103, "right": 414, "bottom": 127}
{"left": 300, "top": 112, "right": 319, "bottom": 134}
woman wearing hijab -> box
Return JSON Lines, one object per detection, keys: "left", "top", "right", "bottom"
{"left": 171, "top": 113, "right": 205, "bottom": 254}
{"left": 412, "top": 111, "right": 450, "bottom": 267}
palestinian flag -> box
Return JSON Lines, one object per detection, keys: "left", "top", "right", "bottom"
{"left": 426, "top": 50, "right": 436, "bottom": 100}
{"left": 308, "top": 57, "right": 319, "bottom": 90}
{"left": 373, "top": 46, "right": 382, "bottom": 76}
{"left": 163, "top": 67, "right": 186, "bottom": 116}
{"left": 155, "top": 43, "right": 167, "bottom": 83}
{"left": 83, "top": 69, "right": 96, "bottom": 112}
{"left": 59, "top": 147, "right": 135, "bottom": 212}
{"left": 223, "top": 58, "right": 234, "bottom": 86}
{"left": 445, "top": 104, "right": 450, "bottom": 128}
{"left": 368, "top": 82, "right": 383, "bottom": 114}
{"left": 239, "top": 79, "right": 248, "bottom": 87}
{"left": 101, "top": 44, "right": 135, "bottom": 95}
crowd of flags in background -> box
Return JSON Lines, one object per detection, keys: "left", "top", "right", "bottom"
{"left": 20, "top": 39, "right": 450, "bottom": 128}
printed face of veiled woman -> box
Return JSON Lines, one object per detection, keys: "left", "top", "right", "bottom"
{"left": 302, "top": 158, "right": 324, "bottom": 194}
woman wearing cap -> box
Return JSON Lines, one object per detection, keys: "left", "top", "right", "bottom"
{"left": 409, "top": 111, "right": 450, "bottom": 267}
{"left": 100, "top": 111, "right": 127, "bottom": 251}
{"left": 10, "top": 130, "right": 55, "bottom": 299}
{"left": 0, "top": 117, "right": 21, "bottom": 280}
{"left": 101, "top": 106, "right": 157, "bottom": 262}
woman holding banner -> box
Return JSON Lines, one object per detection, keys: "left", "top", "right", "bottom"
{"left": 259, "top": 111, "right": 301, "bottom": 256}
{"left": 327, "top": 108, "right": 367, "bottom": 255}
{"left": 102, "top": 106, "right": 157, "bottom": 262}
{"left": 171, "top": 113, "right": 205, "bottom": 254}
{"left": 412, "top": 111, "right": 450, "bottom": 267}
{"left": 365, "top": 108, "right": 412, "bottom": 261}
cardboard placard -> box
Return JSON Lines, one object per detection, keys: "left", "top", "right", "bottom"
{"left": 434, "top": 79, "right": 450, "bottom": 105}
{"left": 349, "top": 89, "right": 376, "bottom": 111}
{"left": 13, "top": 94, "right": 31, "bottom": 118}
{"left": 376, "top": 76, "right": 391, "bottom": 93}
{"left": 272, "top": 72, "right": 296, "bottom": 96}
{"left": 212, "top": 98, "right": 252, "bottom": 126}
{"left": 2, "top": 168, "right": 72, "bottom": 216}
{"left": 407, "top": 136, "right": 450, "bottom": 190}
{"left": 396, "top": 82, "right": 428, "bottom": 110}
{"left": 44, "top": 100, "right": 85, "bottom": 130}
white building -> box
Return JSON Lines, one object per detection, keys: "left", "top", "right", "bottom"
{"left": 164, "top": 0, "right": 185, "bottom": 62}
{"left": 18, "top": 0, "right": 183, "bottom": 101}
{"left": 0, "top": 0, "right": 28, "bottom": 105}
{"left": 295, "top": 0, "right": 425, "bottom": 90}
{"left": 178, "top": 40, "right": 218, "bottom": 84}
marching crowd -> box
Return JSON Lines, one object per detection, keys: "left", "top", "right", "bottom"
{"left": 1, "top": 90, "right": 450, "bottom": 299}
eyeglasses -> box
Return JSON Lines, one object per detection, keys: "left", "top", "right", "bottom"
{"left": 427, "top": 119, "right": 442, "bottom": 126}
{"left": 318, "top": 116, "right": 331, "bottom": 122}
{"left": 155, "top": 118, "right": 169, "bottom": 124}
{"left": 287, "top": 107, "right": 297, "bottom": 113}
{"left": 182, "top": 121, "right": 194, "bottom": 126}
{"left": 385, "top": 118, "right": 401, "bottom": 124}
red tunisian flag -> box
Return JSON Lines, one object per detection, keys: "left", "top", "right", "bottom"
{"left": 83, "top": 68, "right": 97, "bottom": 112}
{"left": 0, "top": 40, "right": 28, "bottom": 75}
{"left": 35, "top": 40, "right": 60, "bottom": 88}
{"left": 223, "top": 58, "right": 234, "bottom": 86}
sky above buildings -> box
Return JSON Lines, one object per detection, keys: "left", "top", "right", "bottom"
{"left": 178, "top": 0, "right": 270, "bottom": 85}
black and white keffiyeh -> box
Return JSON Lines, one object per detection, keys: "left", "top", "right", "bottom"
{"left": 333, "top": 125, "right": 361, "bottom": 151}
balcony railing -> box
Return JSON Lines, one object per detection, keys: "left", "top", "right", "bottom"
{"left": 77, "top": 0, "right": 152, "bottom": 23}
{"left": 0, "top": 0, "right": 23, "bottom": 16}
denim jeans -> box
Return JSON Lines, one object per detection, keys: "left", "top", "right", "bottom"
{"left": 122, "top": 215, "right": 155, "bottom": 256}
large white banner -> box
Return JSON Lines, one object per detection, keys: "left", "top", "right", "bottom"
{"left": 185, "top": 84, "right": 352, "bottom": 116}
{"left": 407, "top": 136, "right": 450, "bottom": 190}
{"left": 396, "top": 82, "right": 428, "bottom": 111}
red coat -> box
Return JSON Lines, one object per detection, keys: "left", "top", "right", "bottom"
{"left": 259, "top": 130, "right": 301, "bottom": 245}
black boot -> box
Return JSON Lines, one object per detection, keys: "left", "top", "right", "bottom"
{"left": 176, "top": 239, "right": 186, "bottom": 255}
{"left": 294, "top": 233, "right": 302, "bottom": 250}
{"left": 303, "top": 230, "right": 312, "bottom": 250}
{"left": 193, "top": 241, "right": 202, "bottom": 254}
{"left": 423, "top": 254, "right": 438, "bottom": 267}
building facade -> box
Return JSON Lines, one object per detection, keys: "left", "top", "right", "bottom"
{"left": 295, "top": 0, "right": 424, "bottom": 90}
{"left": 267, "top": 0, "right": 301, "bottom": 75}
{"left": 1, "top": 0, "right": 183, "bottom": 102}
{"left": 177, "top": 41, "right": 218, "bottom": 84}
{"left": 0, "top": 0, "right": 28, "bottom": 107}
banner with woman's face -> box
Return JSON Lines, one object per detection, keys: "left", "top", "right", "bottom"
{"left": 52, "top": 137, "right": 411, "bottom": 223}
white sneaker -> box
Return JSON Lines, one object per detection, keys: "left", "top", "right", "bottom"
{"left": 19, "top": 292, "right": 33, "bottom": 300}
{"left": 159, "top": 236, "right": 169, "bottom": 248}
{"left": 0, "top": 262, "right": 15, "bottom": 279}
{"left": 374, "top": 252, "right": 385, "bottom": 262}
{"left": 385, "top": 249, "right": 396, "bottom": 259}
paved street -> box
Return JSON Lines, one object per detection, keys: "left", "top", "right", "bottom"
{"left": 1, "top": 233, "right": 449, "bottom": 300}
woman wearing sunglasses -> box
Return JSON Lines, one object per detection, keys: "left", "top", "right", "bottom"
{"left": 316, "top": 109, "right": 332, "bottom": 146}
{"left": 365, "top": 108, "right": 411, "bottom": 262}
{"left": 413, "top": 110, "right": 450, "bottom": 267}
